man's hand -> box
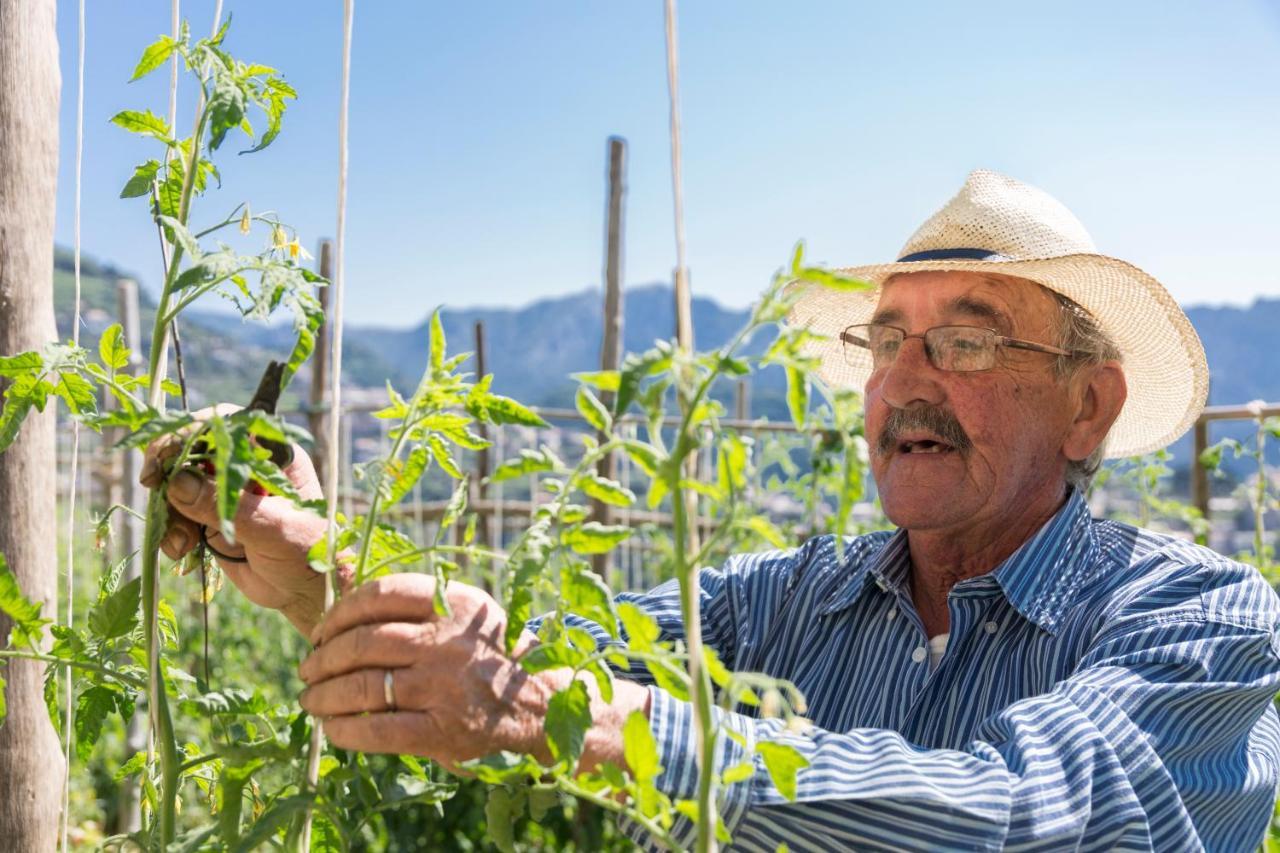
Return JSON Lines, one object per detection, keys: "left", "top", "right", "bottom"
{"left": 140, "top": 406, "right": 345, "bottom": 635}
{"left": 297, "top": 574, "right": 650, "bottom": 770}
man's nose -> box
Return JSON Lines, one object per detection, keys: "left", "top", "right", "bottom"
{"left": 876, "top": 336, "right": 946, "bottom": 409}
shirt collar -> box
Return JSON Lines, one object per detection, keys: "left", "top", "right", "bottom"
{"left": 818, "top": 489, "right": 1100, "bottom": 634}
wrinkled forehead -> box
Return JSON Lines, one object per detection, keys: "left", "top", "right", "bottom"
{"left": 874, "top": 271, "right": 1061, "bottom": 334}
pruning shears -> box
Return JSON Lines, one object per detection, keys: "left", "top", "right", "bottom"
{"left": 196, "top": 360, "right": 294, "bottom": 563}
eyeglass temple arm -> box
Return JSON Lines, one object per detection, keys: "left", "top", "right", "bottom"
{"left": 999, "top": 336, "right": 1074, "bottom": 357}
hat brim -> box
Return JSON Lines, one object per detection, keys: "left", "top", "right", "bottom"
{"left": 784, "top": 254, "right": 1208, "bottom": 458}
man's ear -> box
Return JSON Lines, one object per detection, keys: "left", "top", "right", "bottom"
{"left": 1062, "top": 361, "right": 1126, "bottom": 462}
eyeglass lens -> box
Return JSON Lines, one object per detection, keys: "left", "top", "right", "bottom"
{"left": 842, "top": 325, "right": 997, "bottom": 372}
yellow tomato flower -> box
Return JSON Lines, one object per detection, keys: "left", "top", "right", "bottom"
{"left": 271, "top": 224, "right": 288, "bottom": 250}
{"left": 288, "top": 238, "right": 313, "bottom": 262}
{"left": 239, "top": 205, "right": 252, "bottom": 235}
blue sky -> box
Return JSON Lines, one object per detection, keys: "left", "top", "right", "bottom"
{"left": 55, "top": 1, "right": 1280, "bottom": 326}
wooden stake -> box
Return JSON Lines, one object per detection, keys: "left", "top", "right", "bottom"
{"left": 593, "top": 137, "right": 627, "bottom": 578}
{"left": 0, "top": 0, "right": 65, "bottom": 846}
{"left": 114, "top": 278, "right": 147, "bottom": 835}
{"left": 309, "top": 240, "right": 334, "bottom": 486}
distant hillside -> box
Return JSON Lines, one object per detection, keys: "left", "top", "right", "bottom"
{"left": 52, "top": 246, "right": 1280, "bottom": 470}
{"left": 53, "top": 247, "right": 397, "bottom": 408}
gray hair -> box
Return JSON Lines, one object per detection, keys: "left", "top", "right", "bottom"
{"left": 1047, "top": 289, "right": 1122, "bottom": 492}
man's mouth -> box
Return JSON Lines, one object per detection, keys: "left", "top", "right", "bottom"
{"left": 897, "top": 438, "right": 956, "bottom": 455}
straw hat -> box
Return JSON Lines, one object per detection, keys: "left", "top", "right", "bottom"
{"left": 786, "top": 169, "right": 1208, "bottom": 458}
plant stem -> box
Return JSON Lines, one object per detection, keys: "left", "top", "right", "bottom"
{"left": 141, "top": 490, "right": 181, "bottom": 846}
{"left": 670, "top": 467, "right": 719, "bottom": 852}
{"left": 0, "top": 651, "right": 147, "bottom": 691}
{"left": 556, "top": 777, "right": 681, "bottom": 850}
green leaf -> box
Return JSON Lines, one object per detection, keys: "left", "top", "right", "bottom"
{"left": 0, "top": 351, "right": 41, "bottom": 377}
{"left": 743, "top": 516, "right": 788, "bottom": 549}
{"left": 544, "top": 680, "right": 592, "bottom": 766}
{"left": 795, "top": 265, "right": 873, "bottom": 293}
{"left": 156, "top": 215, "right": 201, "bottom": 259}
{"left": 116, "top": 411, "right": 193, "bottom": 450}
{"left": 180, "top": 688, "right": 270, "bottom": 717}
{"left": 52, "top": 371, "right": 96, "bottom": 416}
{"left": 428, "top": 309, "right": 446, "bottom": 373}
{"left": 207, "top": 73, "right": 248, "bottom": 151}
{"left": 483, "top": 395, "right": 548, "bottom": 428}
{"left": 504, "top": 559, "right": 542, "bottom": 654}
{"left": 527, "top": 786, "right": 559, "bottom": 822}
{"left": 87, "top": 577, "right": 141, "bottom": 641}
{"left": 785, "top": 366, "right": 808, "bottom": 430}
{"left": 113, "top": 750, "right": 147, "bottom": 782}
{"left": 110, "top": 109, "right": 172, "bottom": 142}
{"left": 97, "top": 324, "right": 130, "bottom": 371}
{"left": 562, "top": 522, "right": 632, "bottom": 555}
{"left": 0, "top": 396, "right": 35, "bottom": 455}
{"left": 74, "top": 686, "right": 121, "bottom": 761}
{"left": 386, "top": 446, "right": 431, "bottom": 505}
{"left": 0, "top": 553, "right": 48, "bottom": 648}
{"left": 489, "top": 449, "right": 555, "bottom": 483}
{"left": 232, "top": 794, "right": 314, "bottom": 853}
{"left": 618, "top": 602, "right": 661, "bottom": 651}
{"left": 130, "top": 35, "right": 178, "bottom": 81}
{"left": 614, "top": 347, "right": 670, "bottom": 418}
{"left": 561, "top": 564, "right": 618, "bottom": 638}
{"left": 485, "top": 786, "right": 518, "bottom": 853}
{"left": 579, "top": 473, "right": 634, "bottom": 508}
{"left": 572, "top": 370, "right": 621, "bottom": 392}
{"left": 427, "top": 434, "right": 463, "bottom": 479}
{"left": 119, "top": 159, "right": 161, "bottom": 198}
{"left": 620, "top": 440, "right": 662, "bottom": 477}
{"left": 721, "top": 760, "right": 755, "bottom": 785}
{"left": 623, "top": 711, "right": 661, "bottom": 783}
{"left": 575, "top": 386, "right": 612, "bottom": 433}
{"left": 440, "top": 475, "right": 470, "bottom": 531}
{"left": 208, "top": 417, "right": 252, "bottom": 543}
{"left": 756, "top": 741, "right": 809, "bottom": 801}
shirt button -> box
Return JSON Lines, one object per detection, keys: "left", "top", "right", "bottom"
{"left": 886, "top": 608, "right": 897, "bottom": 621}
{"left": 984, "top": 621, "right": 999, "bottom": 634}
{"left": 911, "top": 646, "right": 927, "bottom": 663}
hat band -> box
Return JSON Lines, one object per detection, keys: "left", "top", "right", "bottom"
{"left": 897, "top": 247, "right": 1012, "bottom": 262}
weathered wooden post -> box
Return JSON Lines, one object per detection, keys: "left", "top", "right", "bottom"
{"left": 1192, "top": 417, "right": 1209, "bottom": 521}
{"left": 592, "top": 137, "right": 627, "bottom": 578}
{"left": 0, "top": 0, "right": 66, "bottom": 847}
{"left": 308, "top": 240, "right": 334, "bottom": 486}
{"left": 467, "top": 320, "right": 491, "bottom": 587}
{"left": 114, "top": 277, "right": 147, "bottom": 834}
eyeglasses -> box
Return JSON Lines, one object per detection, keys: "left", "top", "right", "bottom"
{"left": 840, "top": 323, "right": 1076, "bottom": 373}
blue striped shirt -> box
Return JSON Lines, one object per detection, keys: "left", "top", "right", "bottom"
{"left": 571, "top": 490, "right": 1280, "bottom": 851}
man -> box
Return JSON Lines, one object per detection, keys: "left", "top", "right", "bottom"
{"left": 147, "top": 170, "right": 1280, "bottom": 850}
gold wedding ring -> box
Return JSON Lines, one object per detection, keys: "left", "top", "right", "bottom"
{"left": 383, "top": 669, "right": 397, "bottom": 712}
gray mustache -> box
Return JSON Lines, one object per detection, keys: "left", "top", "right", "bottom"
{"left": 876, "top": 406, "right": 972, "bottom": 455}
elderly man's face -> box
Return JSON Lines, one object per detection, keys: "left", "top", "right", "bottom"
{"left": 863, "top": 271, "right": 1082, "bottom": 536}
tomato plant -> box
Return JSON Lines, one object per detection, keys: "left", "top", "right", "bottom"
{"left": 0, "top": 18, "right": 878, "bottom": 852}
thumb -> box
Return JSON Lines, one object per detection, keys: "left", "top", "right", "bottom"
{"left": 166, "top": 469, "right": 222, "bottom": 529}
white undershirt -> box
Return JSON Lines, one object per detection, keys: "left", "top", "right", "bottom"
{"left": 928, "top": 633, "right": 950, "bottom": 671}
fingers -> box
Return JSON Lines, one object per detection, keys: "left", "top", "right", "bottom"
{"left": 321, "top": 711, "right": 439, "bottom": 758}
{"left": 312, "top": 574, "right": 438, "bottom": 647}
{"left": 164, "top": 470, "right": 224, "bottom": 530}
{"left": 140, "top": 403, "right": 241, "bottom": 489}
{"left": 301, "top": 667, "right": 398, "bottom": 716}
{"left": 298, "top": 622, "right": 427, "bottom": 684}
{"left": 159, "top": 514, "right": 201, "bottom": 560}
